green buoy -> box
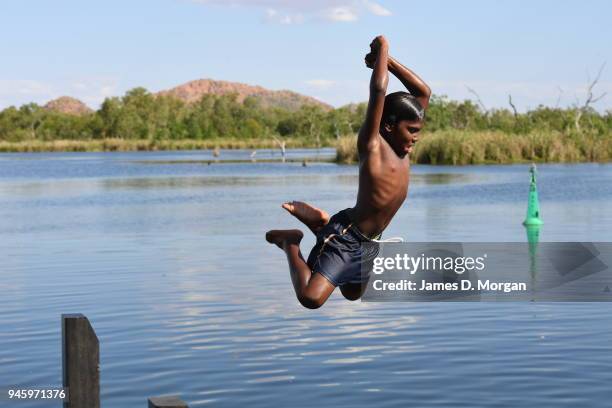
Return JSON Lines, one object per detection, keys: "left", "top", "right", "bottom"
{"left": 523, "top": 163, "right": 543, "bottom": 226}
{"left": 523, "top": 164, "right": 542, "bottom": 298}
{"left": 525, "top": 223, "right": 541, "bottom": 273}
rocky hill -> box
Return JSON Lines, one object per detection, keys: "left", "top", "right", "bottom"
{"left": 44, "top": 96, "right": 93, "bottom": 116}
{"left": 157, "top": 79, "right": 332, "bottom": 111}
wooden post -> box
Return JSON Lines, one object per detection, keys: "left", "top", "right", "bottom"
{"left": 62, "top": 313, "right": 100, "bottom": 408}
{"left": 148, "top": 395, "right": 189, "bottom": 408}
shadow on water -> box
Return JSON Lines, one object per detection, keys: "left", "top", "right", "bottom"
{"left": 98, "top": 172, "right": 474, "bottom": 191}
{"left": 129, "top": 157, "right": 335, "bottom": 165}
{"left": 413, "top": 173, "right": 473, "bottom": 185}
{"left": 101, "top": 176, "right": 279, "bottom": 189}
{"left": 0, "top": 172, "right": 485, "bottom": 197}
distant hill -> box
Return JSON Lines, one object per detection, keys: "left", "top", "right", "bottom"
{"left": 157, "top": 79, "right": 332, "bottom": 111}
{"left": 44, "top": 96, "right": 93, "bottom": 116}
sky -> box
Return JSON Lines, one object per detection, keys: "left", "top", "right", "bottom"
{"left": 1, "top": 0, "right": 611, "bottom": 111}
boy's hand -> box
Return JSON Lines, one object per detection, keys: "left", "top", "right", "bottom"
{"left": 366, "top": 35, "right": 388, "bottom": 69}
{"left": 364, "top": 51, "right": 376, "bottom": 69}
{"left": 369, "top": 35, "right": 388, "bottom": 55}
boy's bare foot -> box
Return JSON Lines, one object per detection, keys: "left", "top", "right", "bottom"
{"left": 265, "top": 229, "right": 304, "bottom": 250}
{"left": 282, "top": 201, "right": 330, "bottom": 233}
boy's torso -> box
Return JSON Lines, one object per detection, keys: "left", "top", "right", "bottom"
{"left": 353, "top": 134, "right": 410, "bottom": 236}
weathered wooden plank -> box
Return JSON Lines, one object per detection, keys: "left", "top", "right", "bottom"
{"left": 148, "top": 395, "right": 189, "bottom": 408}
{"left": 61, "top": 313, "right": 100, "bottom": 408}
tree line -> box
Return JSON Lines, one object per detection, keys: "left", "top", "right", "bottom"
{"left": 0, "top": 87, "right": 610, "bottom": 146}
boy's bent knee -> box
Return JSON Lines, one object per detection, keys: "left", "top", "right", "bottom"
{"left": 298, "top": 294, "right": 325, "bottom": 309}
{"left": 296, "top": 273, "right": 335, "bottom": 309}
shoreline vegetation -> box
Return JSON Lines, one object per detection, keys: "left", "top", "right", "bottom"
{"left": 336, "top": 130, "right": 612, "bottom": 165}
{"left": 0, "top": 137, "right": 314, "bottom": 153}
{"left": 1, "top": 88, "right": 609, "bottom": 164}
{"left": 3, "top": 130, "right": 611, "bottom": 166}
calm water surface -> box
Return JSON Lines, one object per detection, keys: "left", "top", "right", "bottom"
{"left": 1, "top": 149, "right": 611, "bottom": 407}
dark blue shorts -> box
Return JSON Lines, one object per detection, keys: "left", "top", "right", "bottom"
{"left": 306, "top": 208, "right": 379, "bottom": 287}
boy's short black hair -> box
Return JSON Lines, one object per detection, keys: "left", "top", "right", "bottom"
{"left": 382, "top": 91, "right": 425, "bottom": 126}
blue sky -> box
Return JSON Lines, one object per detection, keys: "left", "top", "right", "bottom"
{"left": 1, "top": 0, "right": 610, "bottom": 111}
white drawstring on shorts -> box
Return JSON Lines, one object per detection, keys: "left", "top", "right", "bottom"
{"left": 373, "top": 236, "right": 404, "bottom": 243}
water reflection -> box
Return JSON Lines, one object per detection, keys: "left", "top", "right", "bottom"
{"left": 413, "top": 172, "right": 473, "bottom": 185}
{"left": 102, "top": 176, "right": 278, "bottom": 189}
{"left": 1, "top": 153, "right": 612, "bottom": 407}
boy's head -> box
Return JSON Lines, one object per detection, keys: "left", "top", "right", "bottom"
{"left": 380, "top": 92, "right": 425, "bottom": 157}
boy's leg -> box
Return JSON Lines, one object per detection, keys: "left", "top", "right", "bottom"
{"left": 282, "top": 201, "right": 330, "bottom": 234}
{"left": 266, "top": 229, "right": 335, "bottom": 309}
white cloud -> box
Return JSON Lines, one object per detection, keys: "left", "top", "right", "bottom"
{"left": 192, "top": 0, "right": 392, "bottom": 24}
{"left": 297, "top": 79, "right": 368, "bottom": 107}
{"left": 305, "top": 79, "right": 336, "bottom": 90}
{"left": 0, "top": 80, "right": 55, "bottom": 105}
{"left": 0, "top": 80, "right": 54, "bottom": 97}
{"left": 264, "top": 8, "right": 303, "bottom": 25}
{"left": 0, "top": 77, "right": 119, "bottom": 110}
{"left": 363, "top": 0, "right": 392, "bottom": 16}
{"left": 79, "top": 80, "right": 119, "bottom": 107}
{"left": 321, "top": 6, "right": 358, "bottom": 22}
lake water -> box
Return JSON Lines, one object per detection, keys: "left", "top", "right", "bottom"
{"left": 1, "top": 149, "right": 611, "bottom": 407}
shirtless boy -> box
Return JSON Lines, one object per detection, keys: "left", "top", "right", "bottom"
{"left": 266, "top": 35, "right": 431, "bottom": 309}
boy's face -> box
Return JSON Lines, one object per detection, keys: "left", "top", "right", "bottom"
{"left": 385, "top": 119, "right": 423, "bottom": 157}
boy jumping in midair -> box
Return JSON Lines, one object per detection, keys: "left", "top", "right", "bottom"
{"left": 266, "top": 36, "right": 431, "bottom": 309}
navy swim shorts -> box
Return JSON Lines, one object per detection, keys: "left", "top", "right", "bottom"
{"left": 306, "top": 208, "right": 380, "bottom": 287}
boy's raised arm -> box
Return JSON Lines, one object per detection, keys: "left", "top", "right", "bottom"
{"left": 358, "top": 35, "right": 389, "bottom": 153}
{"left": 388, "top": 56, "right": 431, "bottom": 110}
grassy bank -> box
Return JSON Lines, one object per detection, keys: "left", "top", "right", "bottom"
{"left": 3, "top": 131, "right": 611, "bottom": 165}
{"left": 335, "top": 130, "right": 612, "bottom": 165}
{"left": 0, "top": 138, "right": 319, "bottom": 153}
